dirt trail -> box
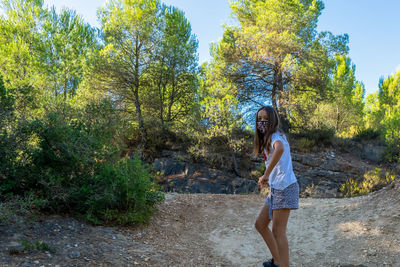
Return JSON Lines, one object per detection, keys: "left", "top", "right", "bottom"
{"left": 1, "top": 182, "right": 399, "bottom": 267}
{"left": 138, "top": 181, "right": 400, "bottom": 267}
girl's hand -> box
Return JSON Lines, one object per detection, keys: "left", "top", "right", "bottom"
{"left": 258, "top": 174, "right": 268, "bottom": 188}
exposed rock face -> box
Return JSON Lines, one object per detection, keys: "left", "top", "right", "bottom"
{"left": 360, "top": 144, "right": 386, "bottom": 162}
{"left": 153, "top": 149, "right": 379, "bottom": 198}
{"left": 153, "top": 158, "right": 258, "bottom": 194}
{"left": 290, "top": 152, "right": 363, "bottom": 198}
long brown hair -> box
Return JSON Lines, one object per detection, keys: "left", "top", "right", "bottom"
{"left": 253, "top": 106, "right": 281, "bottom": 157}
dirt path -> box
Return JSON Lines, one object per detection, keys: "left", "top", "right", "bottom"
{"left": 1, "top": 182, "right": 399, "bottom": 267}
{"left": 138, "top": 182, "right": 400, "bottom": 267}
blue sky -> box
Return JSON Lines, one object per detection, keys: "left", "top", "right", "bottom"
{"left": 43, "top": 0, "right": 400, "bottom": 96}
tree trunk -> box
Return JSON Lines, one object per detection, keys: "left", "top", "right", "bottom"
{"left": 232, "top": 150, "right": 241, "bottom": 177}
{"left": 271, "top": 63, "right": 278, "bottom": 110}
{"left": 158, "top": 82, "right": 164, "bottom": 126}
{"left": 276, "top": 69, "right": 290, "bottom": 131}
{"left": 167, "top": 71, "right": 175, "bottom": 122}
{"left": 336, "top": 105, "right": 340, "bottom": 132}
{"left": 134, "top": 85, "right": 146, "bottom": 146}
{"left": 64, "top": 80, "right": 67, "bottom": 100}
{"left": 134, "top": 39, "right": 147, "bottom": 148}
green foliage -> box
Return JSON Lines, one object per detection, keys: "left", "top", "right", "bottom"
{"left": 185, "top": 57, "right": 247, "bottom": 173}
{"left": 340, "top": 168, "right": 396, "bottom": 197}
{"left": 187, "top": 135, "right": 232, "bottom": 169}
{"left": 217, "top": 0, "right": 348, "bottom": 123}
{"left": 39, "top": 7, "right": 98, "bottom": 98}
{"left": 0, "top": 0, "right": 98, "bottom": 102}
{"left": 0, "top": 95, "right": 163, "bottom": 225}
{"left": 250, "top": 162, "right": 266, "bottom": 180}
{"left": 352, "top": 128, "right": 382, "bottom": 142}
{"left": 20, "top": 239, "right": 56, "bottom": 253}
{"left": 297, "top": 137, "right": 316, "bottom": 152}
{"left": 145, "top": 5, "right": 199, "bottom": 126}
{"left": 91, "top": 0, "right": 200, "bottom": 145}
{"left": 292, "top": 128, "right": 334, "bottom": 147}
{"left": 0, "top": 193, "right": 48, "bottom": 224}
{"left": 84, "top": 157, "right": 164, "bottom": 225}
{"left": 0, "top": 0, "right": 45, "bottom": 89}
{"left": 291, "top": 55, "right": 365, "bottom": 137}
{"left": 365, "top": 70, "right": 400, "bottom": 162}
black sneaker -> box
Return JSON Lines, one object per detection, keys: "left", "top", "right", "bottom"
{"left": 262, "top": 258, "right": 274, "bottom": 267}
{"left": 262, "top": 258, "right": 280, "bottom": 267}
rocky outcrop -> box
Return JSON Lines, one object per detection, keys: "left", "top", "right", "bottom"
{"left": 153, "top": 148, "right": 380, "bottom": 197}
{"left": 291, "top": 151, "right": 365, "bottom": 197}
{"left": 153, "top": 157, "right": 258, "bottom": 194}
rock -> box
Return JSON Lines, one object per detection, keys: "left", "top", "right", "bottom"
{"left": 361, "top": 144, "right": 385, "bottom": 162}
{"left": 7, "top": 243, "right": 25, "bottom": 255}
{"left": 296, "top": 176, "right": 314, "bottom": 191}
{"left": 320, "top": 159, "right": 342, "bottom": 172}
{"left": 228, "top": 177, "right": 258, "bottom": 194}
{"left": 69, "top": 251, "right": 81, "bottom": 259}
{"left": 154, "top": 158, "right": 258, "bottom": 194}
{"left": 154, "top": 146, "right": 378, "bottom": 197}
{"left": 154, "top": 158, "right": 186, "bottom": 176}
{"left": 292, "top": 153, "right": 324, "bottom": 167}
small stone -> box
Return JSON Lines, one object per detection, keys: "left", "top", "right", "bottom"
{"left": 34, "top": 261, "right": 39, "bottom": 264}
{"left": 144, "top": 257, "right": 150, "bottom": 262}
{"left": 69, "top": 251, "right": 81, "bottom": 259}
{"left": 133, "top": 262, "right": 139, "bottom": 265}
{"left": 8, "top": 245, "right": 25, "bottom": 255}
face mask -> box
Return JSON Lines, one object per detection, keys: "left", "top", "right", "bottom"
{"left": 257, "top": 120, "right": 268, "bottom": 134}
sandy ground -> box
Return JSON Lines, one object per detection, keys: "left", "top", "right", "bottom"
{"left": 136, "top": 181, "right": 400, "bottom": 267}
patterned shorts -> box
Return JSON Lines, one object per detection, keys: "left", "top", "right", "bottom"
{"left": 265, "top": 182, "right": 299, "bottom": 219}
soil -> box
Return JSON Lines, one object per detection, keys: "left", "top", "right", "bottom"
{"left": 1, "top": 181, "right": 400, "bottom": 267}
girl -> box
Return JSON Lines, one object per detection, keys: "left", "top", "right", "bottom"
{"left": 254, "top": 106, "right": 299, "bottom": 267}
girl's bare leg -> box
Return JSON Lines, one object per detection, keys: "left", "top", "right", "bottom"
{"left": 272, "top": 209, "right": 291, "bottom": 267}
{"left": 254, "top": 205, "right": 281, "bottom": 264}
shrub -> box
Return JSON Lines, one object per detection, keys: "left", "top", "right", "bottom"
{"left": 340, "top": 168, "right": 396, "bottom": 197}
{"left": 297, "top": 137, "right": 316, "bottom": 152}
{"left": 382, "top": 143, "right": 400, "bottom": 163}
{"left": 80, "top": 157, "right": 164, "bottom": 225}
{"left": 0, "top": 99, "right": 164, "bottom": 225}
{"left": 352, "top": 128, "right": 382, "bottom": 142}
{"left": 250, "top": 162, "right": 266, "bottom": 180}
{"left": 292, "top": 127, "right": 334, "bottom": 148}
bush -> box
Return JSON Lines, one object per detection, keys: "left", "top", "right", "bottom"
{"left": 250, "top": 162, "right": 266, "bottom": 180}
{"left": 382, "top": 142, "right": 400, "bottom": 163}
{"left": 297, "top": 137, "right": 316, "bottom": 152}
{"left": 292, "top": 127, "right": 334, "bottom": 148}
{"left": 352, "top": 128, "right": 382, "bottom": 142}
{"left": 82, "top": 157, "right": 164, "bottom": 225}
{"left": 340, "top": 168, "right": 396, "bottom": 197}
{"left": 0, "top": 99, "right": 164, "bottom": 225}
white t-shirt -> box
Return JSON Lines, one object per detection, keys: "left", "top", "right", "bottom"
{"left": 264, "top": 131, "right": 297, "bottom": 190}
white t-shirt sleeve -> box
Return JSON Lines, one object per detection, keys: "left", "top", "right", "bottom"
{"left": 270, "top": 132, "right": 284, "bottom": 149}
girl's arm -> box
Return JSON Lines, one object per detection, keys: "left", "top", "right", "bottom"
{"left": 258, "top": 140, "right": 284, "bottom": 187}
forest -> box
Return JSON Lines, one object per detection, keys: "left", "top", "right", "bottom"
{"left": 0, "top": 0, "right": 399, "bottom": 225}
